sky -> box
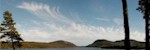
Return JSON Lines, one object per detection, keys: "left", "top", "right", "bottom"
{"left": 0, "top": 0, "right": 145, "bottom": 46}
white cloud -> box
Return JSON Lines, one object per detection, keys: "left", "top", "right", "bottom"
{"left": 16, "top": 2, "right": 145, "bottom": 46}
{"left": 17, "top": 2, "right": 73, "bottom": 25}
{"left": 95, "top": 17, "right": 110, "bottom": 22}
{"left": 113, "top": 18, "right": 123, "bottom": 25}
{"left": 95, "top": 17, "right": 123, "bottom": 26}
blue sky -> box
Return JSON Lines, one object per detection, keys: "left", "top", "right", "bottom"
{"left": 0, "top": 0, "right": 145, "bottom": 46}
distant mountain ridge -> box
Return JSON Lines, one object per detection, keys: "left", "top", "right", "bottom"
{"left": 87, "top": 39, "right": 147, "bottom": 49}
{"left": 0, "top": 40, "right": 76, "bottom": 48}
{"left": 1, "top": 39, "right": 149, "bottom": 49}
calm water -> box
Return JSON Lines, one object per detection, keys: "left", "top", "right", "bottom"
{"left": 1, "top": 47, "right": 144, "bottom": 50}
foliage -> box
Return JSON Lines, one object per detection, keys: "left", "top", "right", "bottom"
{"left": 0, "top": 11, "right": 23, "bottom": 48}
{"left": 137, "top": 0, "right": 150, "bottom": 14}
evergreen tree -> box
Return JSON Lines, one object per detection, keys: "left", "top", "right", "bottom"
{"left": 137, "top": 0, "right": 150, "bottom": 50}
{"left": 0, "top": 11, "right": 23, "bottom": 50}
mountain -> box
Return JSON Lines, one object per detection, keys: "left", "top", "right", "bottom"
{"left": 87, "top": 39, "right": 146, "bottom": 49}
{"left": 1, "top": 40, "right": 76, "bottom": 48}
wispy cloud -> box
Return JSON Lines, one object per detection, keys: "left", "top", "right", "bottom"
{"left": 17, "top": 2, "right": 73, "bottom": 25}
{"left": 95, "top": 17, "right": 110, "bottom": 22}
{"left": 113, "top": 18, "right": 123, "bottom": 25}
{"left": 17, "top": 2, "right": 144, "bottom": 46}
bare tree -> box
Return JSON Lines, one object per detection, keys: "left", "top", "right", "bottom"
{"left": 121, "top": 0, "right": 130, "bottom": 50}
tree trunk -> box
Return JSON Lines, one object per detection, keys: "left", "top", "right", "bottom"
{"left": 11, "top": 37, "right": 15, "bottom": 50}
{"left": 144, "top": 0, "right": 149, "bottom": 50}
{"left": 122, "top": 0, "right": 130, "bottom": 50}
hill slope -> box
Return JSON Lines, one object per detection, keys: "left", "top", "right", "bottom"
{"left": 1, "top": 40, "right": 76, "bottom": 48}
{"left": 87, "top": 39, "right": 146, "bottom": 49}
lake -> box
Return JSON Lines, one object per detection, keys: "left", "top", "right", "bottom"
{"left": 1, "top": 47, "right": 144, "bottom": 50}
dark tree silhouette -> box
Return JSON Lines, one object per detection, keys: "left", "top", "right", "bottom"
{"left": 0, "top": 11, "right": 23, "bottom": 50}
{"left": 121, "top": 0, "right": 130, "bottom": 50}
{"left": 137, "top": 0, "right": 150, "bottom": 50}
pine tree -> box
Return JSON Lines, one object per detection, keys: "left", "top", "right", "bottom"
{"left": 0, "top": 11, "right": 23, "bottom": 50}
{"left": 137, "top": 0, "right": 150, "bottom": 50}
